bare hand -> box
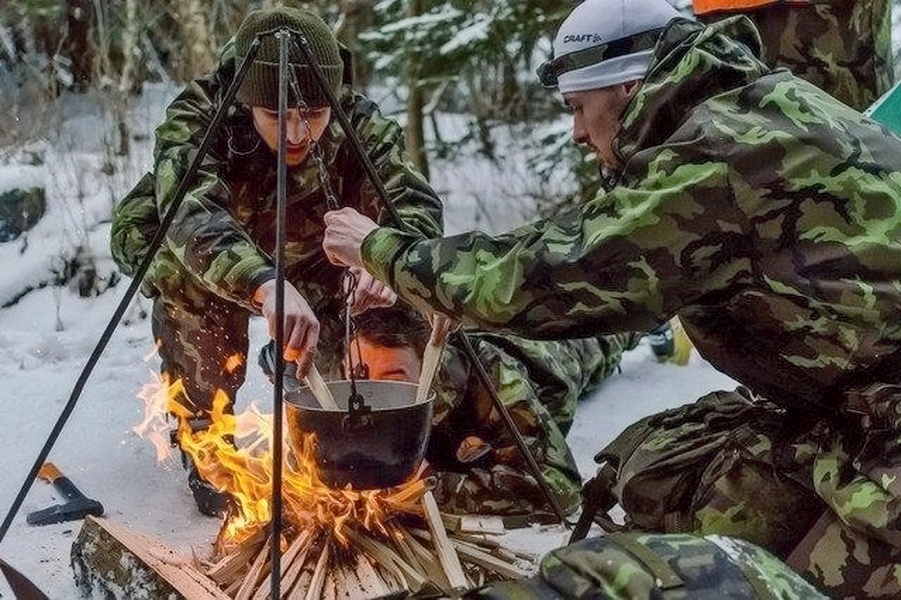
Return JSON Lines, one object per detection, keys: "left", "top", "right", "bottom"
{"left": 322, "top": 207, "right": 378, "bottom": 269}
{"left": 253, "top": 280, "right": 320, "bottom": 379}
{"left": 345, "top": 266, "right": 397, "bottom": 315}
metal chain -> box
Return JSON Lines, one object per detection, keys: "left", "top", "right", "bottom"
{"left": 284, "top": 45, "right": 366, "bottom": 408}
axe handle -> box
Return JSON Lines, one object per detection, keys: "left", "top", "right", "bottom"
{"left": 37, "top": 462, "right": 87, "bottom": 501}
{"left": 37, "top": 462, "right": 63, "bottom": 483}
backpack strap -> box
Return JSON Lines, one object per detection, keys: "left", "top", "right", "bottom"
{"left": 606, "top": 532, "right": 685, "bottom": 590}
{"left": 570, "top": 415, "right": 659, "bottom": 543}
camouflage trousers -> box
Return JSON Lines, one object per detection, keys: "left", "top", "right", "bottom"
{"left": 592, "top": 388, "right": 901, "bottom": 597}
{"left": 150, "top": 274, "right": 348, "bottom": 418}
{"left": 700, "top": 0, "right": 894, "bottom": 111}
{"left": 428, "top": 331, "right": 639, "bottom": 522}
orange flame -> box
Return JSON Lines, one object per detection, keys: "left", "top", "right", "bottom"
{"left": 134, "top": 367, "right": 427, "bottom": 553}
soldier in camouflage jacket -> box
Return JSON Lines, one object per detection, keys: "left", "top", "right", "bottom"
{"left": 338, "top": 304, "right": 639, "bottom": 523}
{"left": 110, "top": 7, "right": 443, "bottom": 515}
{"left": 323, "top": 0, "right": 901, "bottom": 594}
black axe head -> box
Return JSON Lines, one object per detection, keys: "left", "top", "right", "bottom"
{"left": 27, "top": 463, "right": 105, "bottom": 526}
{"left": 26, "top": 496, "right": 104, "bottom": 526}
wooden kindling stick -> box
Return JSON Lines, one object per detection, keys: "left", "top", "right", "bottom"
{"left": 304, "top": 363, "right": 339, "bottom": 410}
{"left": 416, "top": 313, "right": 454, "bottom": 404}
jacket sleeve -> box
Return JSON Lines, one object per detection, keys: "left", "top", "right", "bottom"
{"left": 347, "top": 97, "right": 444, "bottom": 239}
{"left": 362, "top": 158, "right": 751, "bottom": 338}
{"left": 152, "top": 47, "right": 276, "bottom": 311}
{"left": 110, "top": 171, "right": 158, "bottom": 278}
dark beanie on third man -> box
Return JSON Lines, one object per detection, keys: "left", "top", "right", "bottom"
{"left": 235, "top": 7, "right": 343, "bottom": 109}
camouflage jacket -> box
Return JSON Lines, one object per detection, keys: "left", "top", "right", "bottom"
{"left": 361, "top": 16, "right": 901, "bottom": 423}
{"left": 110, "top": 40, "right": 443, "bottom": 313}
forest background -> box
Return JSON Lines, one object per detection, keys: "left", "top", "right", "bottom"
{"left": 2, "top": 0, "right": 896, "bottom": 211}
{"left": 0, "top": 1, "right": 900, "bottom": 597}
{"left": 3, "top": 0, "right": 901, "bottom": 234}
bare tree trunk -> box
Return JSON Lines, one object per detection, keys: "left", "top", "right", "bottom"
{"left": 173, "top": 0, "right": 216, "bottom": 81}
{"left": 404, "top": 0, "right": 429, "bottom": 180}
{"left": 335, "top": 0, "right": 374, "bottom": 88}
{"left": 64, "top": 0, "right": 94, "bottom": 91}
{"left": 113, "top": 0, "right": 139, "bottom": 156}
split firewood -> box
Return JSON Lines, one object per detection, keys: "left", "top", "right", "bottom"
{"left": 408, "top": 526, "right": 535, "bottom": 580}
{"left": 75, "top": 508, "right": 537, "bottom": 600}
{"left": 331, "top": 562, "right": 364, "bottom": 599}
{"left": 459, "top": 515, "right": 506, "bottom": 535}
{"left": 271, "top": 529, "right": 316, "bottom": 596}
{"left": 249, "top": 532, "right": 311, "bottom": 599}
{"left": 440, "top": 513, "right": 506, "bottom": 535}
{"left": 264, "top": 540, "right": 318, "bottom": 599}
{"left": 490, "top": 545, "right": 519, "bottom": 563}
{"left": 322, "top": 568, "right": 338, "bottom": 600}
{"left": 383, "top": 475, "right": 428, "bottom": 511}
{"left": 353, "top": 552, "right": 389, "bottom": 597}
{"left": 206, "top": 528, "right": 267, "bottom": 586}
{"left": 395, "top": 528, "right": 450, "bottom": 590}
{"left": 452, "top": 530, "right": 499, "bottom": 549}
{"left": 451, "top": 538, "right": 534, "bottom": 580}
{"left": 344, "top": 527, "right": 426, "bottom": 591}
{"left": 442, "top": 512, "right": 462, "bottom": 532}
{"left": 233, "top": 535, "right": 272, "bottom": 600}
{"left": 277, "top": 529, "right": 313, "bottom": 579}
{"left": 373, "top": 559, "right": 404, "bottom": 592}
{"left": 304, "top": 539, "right": 330, "bottom": 600}
{"left": 191, "top": 480, "right": 540, "bottom": 598}
{"left": 422, "top": 490, "right": 469, "bottom": 590}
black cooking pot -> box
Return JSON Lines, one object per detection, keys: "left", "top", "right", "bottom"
{"left": 283, "top": 380, "right": 433, "bottom": 490}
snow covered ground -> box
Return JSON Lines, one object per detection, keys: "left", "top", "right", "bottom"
{"left": 0, "top": 84, "right": 738, "bottom": 598}
{"left": 0, "top": 282, "right": 738, "bottom": 598}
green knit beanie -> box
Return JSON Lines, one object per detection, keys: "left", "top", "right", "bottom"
{"left": 235, "top": 7, "right": 342, "bottom": 109}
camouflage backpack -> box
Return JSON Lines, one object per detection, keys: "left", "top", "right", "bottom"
{"left": 468, "top": 532, "right": 826, "bottom": 599}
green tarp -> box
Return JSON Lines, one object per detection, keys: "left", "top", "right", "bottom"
{"left": 865, "top": 81, "right": 901, "bottom": 136}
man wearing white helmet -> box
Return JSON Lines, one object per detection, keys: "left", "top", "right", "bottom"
{"left": 536, "top": 0, "right": 680, "bottom": 177}
{"left": 323, "top": 0, "right": 901, "bottom": 595}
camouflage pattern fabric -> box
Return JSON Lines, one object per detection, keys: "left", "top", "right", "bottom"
{"left": 695, "top": 0, "right": 894, "bottom": 111}
{"left": 362, "top": 17, "right": 901, "bottom": 412}
{"left": 358, "top": 15, "right": 901, "bottom": 595}
{"left": 596, "top": 388, "right": 901, "bottom": 597}
{"left": 468, "top": 532, "right": 827, "bottom": 599}
{"left": 110, "top": 39, "right": 443, "bottom": 416}
{"left": 428, "top": 332, "right": 639, "bottom": 519}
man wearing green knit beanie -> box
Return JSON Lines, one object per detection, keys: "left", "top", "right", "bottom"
{"left": 110, "top": 5, "right": 445, "bottom": 517}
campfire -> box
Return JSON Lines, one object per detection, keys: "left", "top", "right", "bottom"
{"left": 91, "top": 370, "right": 538, "bottom": 598}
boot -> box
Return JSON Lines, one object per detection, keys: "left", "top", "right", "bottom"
{"left": 169, "top": 420, "right": 234, "bottom": 518}
{"left": 647, "top": 321, "right": 675, "bottom": 360}
{"left": 184, "top": 454, "right": 232, "bottom": 518}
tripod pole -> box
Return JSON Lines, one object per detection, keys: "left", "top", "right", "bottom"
{"left": 267, "top": 27, "right": 292, "bottom": 600}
